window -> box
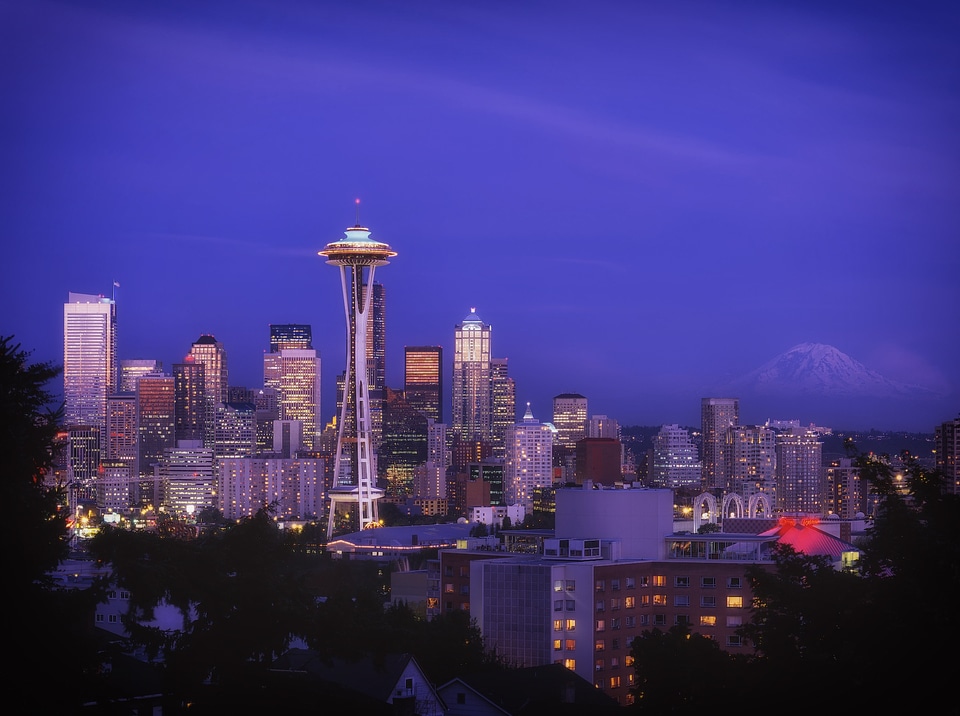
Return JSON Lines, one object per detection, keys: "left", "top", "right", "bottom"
{"left": 728, "top": 577, "right": 742, "bottom": 589}
{"left": 626, "top": 576, "right": 636, "bottom": 589}
{"left": 595, "top": 580, "right": 605, "bottom": 592}
{"left": 674, "top": 576, "right": 690, "bottom": 588}
{"left": 460, "top": 602, "right": 469, "bottom": 611}
{"left": 611, "top": 618, "right": 621, "bottom": 630}
{"left": 654, "top": 614, "right": 666, "bottom": 626}
{"left": 554, "top": 639, "right": 562, "bottom": 651}
{"left": 701, "top": 595, "right": 716, "bottom": 607}
{"left": 595, "top": 659, "right": 604, "bottom": 672}
{"left": 652, "top": 575, "right": 665, "bottom": 587}
{"left": 726, "top": 616, "right": 742, "bottom": 627}
{"left": 96, "top": 614, "right": 103, "bottom": 623}
{"left": 565, "top": 619, "right": 576, "bottom": 631}
{"left": 625, "top": 655, "right": 635, "bottom": 667}
{"left": 555, "top": 580, "right": 564, "bottom": 592}
{"left": 727, "top": 596, "right": 743, "bottom": 608}
{"left": 610, "top": 598, "right": 621, "bottom": 611}
{"left": 612, "top": 638, "right": 620, "bottom": 650}
{"left": 638, "top": 576, "right": 649, "bottom": 587}
{"left": 653, "top": 594, "right": 667, "bottom": 605}
{"left": 457, "top": 693, "right": 466, "bottom": 705}
{"left": 444, "top": 583, "right": 454, "bottom": 593}
{"left": 108, "top": 614, "right": 118, "bottom": 623}
{"left": 675, "top": 615, "right": 690, "bottom": 626}
{"left": 405, "top": 678, "right": 413, "bottom": 690}
{"left": 726, "top": 635, "right": 743, "bottom": 647}
{"left": 596, "top": 600, "right": 605, "bottom": 612}
{"left": 625, "top": 693, "right": 635, "bottom": 705}
{"left": 701, "top": 576, "right": 716, "bottom": 589}
{"left": 554, "top": 619, "right": 563, "bottom": 632}
{"left": 700, "top": 615, "right": 717, "bottom": 627}
{"left": 119, "top": 590, "right": 130, "bottom": 599}
{"left": 566, "top": 580, "right": 576, "bottom": 592}
{"left": 107, "top": 590, "right": 117, "bottom": 599}
{"left": 610, "top": 656, "right": 619, "bottom": 668}
{"left": 566, "top": 600, "right": 576, "bottom": 610}
{"left": 640, "top": 594, "right": 650, "bottom": 606}
{"left": 639, "top": 615, "right": 649, "bottom": 626}
{"left": 460, "top": 585, "right": 469, "bottom": 595}
{"left": 624, "top": 596, "right": 635, "bottom": 609}
{"left": 609, "top": 676, "right": 621, "bottom": 689}
{"left": 566, "top": 639, "right": 576, "bottom": 651}
{"left": 445, "top": 566, "right": 454, "bottom": 577}
{"left": 596, "top": 620, "right": 605, "bottom": 632}
{"left": 674, "top": 595, "right": 690, "bottom": 607}
{"left": 555, "top": 600, "right": 563, "bottom": 612}
{"left": 595, "top": 640, "right": 605, "bottom": 651}
{"left": 625, "top": 616, "right": 636, "bottom": 628}
{"left": 611, "top": 579, "right": 621, "bottom": 591}
{"left": 563, "top": 659, "right": 576, "bottom": 670}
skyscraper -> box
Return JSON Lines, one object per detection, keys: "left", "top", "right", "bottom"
{"left": 63, "top": 291, "right": 117, "bottom": 445}
{"left": 935, "top": 416, "right": 960, "bottom": 495}
{"left": 701, "top": 398, "right": 739, "bottom": 490}
{"left": 173, "top": 360, "right": 205, "bottom": 443}
{"left": 490, "top": 357, "right": 515, "bottom": 460}
{"left": 505, "top": 403, "right": 554, "bottom": 510}
{"left": 119, "top": 359, "right": 162, "bottom": 393}
{"left": 319, "top": 210, "right": 395, "bottom": 538}
{"left": 404, "top": 345, "right": 443, "bottom": 423}
{"left": 650, "top": 424, "right": 701, "bottom": 489}
{"left": 552, "top": 393, "right": 588, "bottom": 451}
{"left": 136, "top": 372, "right": 175, "bottom": 508}
{"left": 725, "top": 424, "right": 777, "bottom": 499}
{"left": 775, "top": 428, "right": 824, "bottom": 515}
{"left": 188, "top": 335, "right": 228, "bottom": 449}
{"left": 452, "top": 308, "right": 492, "bottom": 443}
{"left": 263, "top": 326, "right": 321, "bottom": 451}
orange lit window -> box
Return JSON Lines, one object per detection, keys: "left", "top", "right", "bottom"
{"left": 652, "top": 576, "right": 666, "bottom": 587}
{"left": 727, "top": 596, "right": 743, "bottom": 608}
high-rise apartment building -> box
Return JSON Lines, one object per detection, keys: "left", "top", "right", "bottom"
{"left": 701, "top": 398, "right": 739, "bottom": 490}
{"left": 136, "top": 372, "right": 175, "bottom": 509}
{"left": 213, "top": 402, "right": 258, "bottom": 459}
{"left": 404, "top": 345, "right": 443, "bottom": 424}
{"left": 173, "top": 360, "right": 205, "bottom": 443}
{"left": 490, "top": 357, "right": 515, "bottom": 459}
{"left": 588, "top": 415, "right": 621, "bottom": 441}
{"left": 552, "top": 394, "right": 588, "bottom": 451}
{"left": 63, "top": 291, "right": 117, "bottom": 445}
{"left": 158, "top": 440, "right": 216, "bottom": 517}
{"left": 263, "top": 335, "right": 321, "bottom": 451}
{"left": 105, "top": 393, "right": 138, "bottom": 465}
{"left": 935, "top": 416, "right": 960, "bottom": 495}
{"left": 505, "top": 403, "right": 554, "bottom": 509}
{"left": 775, "top": 428, "right": 824, "bottom": 515}
{"left": 650, "top": 424, "right": 702, "bottom": 489}
{"left": 119, "top": 359, "right": 162, "bottom": 393}
{"left": 725, "top": 424, "right": 777, "bottom": 499}
{"left": 825, "top": 457, "right": 865, "bottom": 519}
{"left": 188, "top": 335, "right": 228, "bottom": 449}
{"left": 452, "top": 308, "right": 492, "bottom": 443}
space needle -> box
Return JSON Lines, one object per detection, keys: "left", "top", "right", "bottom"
{"left": 320, "top": 200, "right": 396, "bottom": 539}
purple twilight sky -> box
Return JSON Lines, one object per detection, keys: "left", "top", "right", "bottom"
{"left": 3, "top": 0, "right": 958, "bottom": 432}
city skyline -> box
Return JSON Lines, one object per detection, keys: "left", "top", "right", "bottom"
{"left": 4, "top": 0, "right": 958, "bottom": 432}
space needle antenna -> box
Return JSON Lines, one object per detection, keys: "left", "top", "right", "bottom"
{"left": 355, "top": 197, "right": 361, "bottom": 227}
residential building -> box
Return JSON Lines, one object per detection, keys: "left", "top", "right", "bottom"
{"left": 725, "top": 424, "right": 777, "bottom": 500}
{"left": 775, "top": 428, "right": 824, "bottom": 514}
{"left": 935, "top": 416, "right": 960, "bottom": 494}
{"left": 157, "top": 440, "right": 216, "bottom": 517}
{"left": 505, "top": 403, "right": 554, "bottom": 510}
{"left": 701, "top": 398, "right": 739, "bottom": 490}
{"left": 650, "top": 424, "right": 701, "bottom": 489}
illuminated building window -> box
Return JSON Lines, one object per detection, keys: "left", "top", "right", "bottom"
{"left": 596, "top": 620, "right": 605, "bottom": 632}
{"left": 653, "top": 594, "right": 667, "bottom": 605}
{"left": 444, "top": 583, "right": 454, "bottom": 593}
{"left": 566, "top": 580, "right": 576, "bottom": 592}
{"left": 565, "top": 639, "right": 576, "bottom": 651}
{"left": 625, "top": 693, "right": 635, "bottom": 705}
{"left": 609, "top": 676, "right": 621, "bottom": 689}
{"left": 596, "top": 659, "right": 604, "bottom": 672}
{"left": 565, "top": 619, "right": 576, "bottom": 631}
{"left": 625, "top": 655, "right": 635, "bottom": 667}
{"left": 640, "top": 595, "right": 650, "bottom": 606}
{"left": 554, "top": 639, "right": 562, "bottom": 651}
{"left": 595, "top": 640, "right": 605, "bottom": 651}
{"left": 652, "top": 576, "right": 665, "bottom": 587}
{"left": 624, "top": 596, "right": 635, "bottom": 609}
{"left": 563, "top": 659, "right": 576, "bottom": 670}
{"left": 727, "top": 596, "right": 743, "bottom": 608}
{"left": 700, "top": 615, "right": 717, "bottom": 627}
{"left": 554, "top": 619, "right": 563, "bottom": 632}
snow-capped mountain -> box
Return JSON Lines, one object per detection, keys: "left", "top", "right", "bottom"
{"left": 729, "top": 343, "right": 928, "bottom": 398}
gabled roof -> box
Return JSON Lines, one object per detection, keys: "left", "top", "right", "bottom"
{"left": 270, "top": 648, "right": 422, "bottom": 702}
{"left": 441, "top": 663, "right": 620, "bottom": 715}
{"left": 760, "top": 518, "right": 859, "bottom": 560}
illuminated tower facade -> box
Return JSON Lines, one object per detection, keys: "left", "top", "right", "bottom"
{"left": 319, "top": 210, "right": 396, "bottom": 538}
{"left": 63, "top": 291, "right": 117, "bottom": 445}
{"left": 935, "top": 417, "right": 960, "bottom": 495}
{"left": 552, "top": 393, "right": 588, "bottom": 451}
{"left": 701, "top": 397, "right": 739, "bottom": 490}
{"left": 452, "top": 308, "right": 492, "bottom": 443}
{"left": 188, "top": 335, "right": 228, "bottom": 449}
{"left": 505, "top": 403, "right": 554, "bottom": 510}
{"left": 119, "top": 359, "right": 162, "bottom": 393}
{"left": 174, "top": 360, "right": 205, "bottom": 443}
{"left": 775, "top": 428, "right": 824, "bottom": 515}
{"left": 263, "top": 324, "right": 321, "bottom": 451}
{"left": 404, "top": 345, "right": 443, "bottom": 424}
{"left": 490, "top": 357, "right": 515, "bottom": 459}
{"left": 136, "top": 372, "right": 175, "bottom": 508}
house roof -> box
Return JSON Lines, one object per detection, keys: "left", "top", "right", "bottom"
{"left": 442, "top": 663, "right": 620, "bottom": 715}
{"left": 270, "top": 648, "right": 421, "bottom": 702}
{"left": 760, "top": 517, "right": 859, "bottom": 560}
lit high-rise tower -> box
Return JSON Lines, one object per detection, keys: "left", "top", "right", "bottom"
{"left": 263, "top": 324, "right": 321, "bottom": 451}
{"left": 552, "top": 393, "right": 588, "bottom": 451}
{"left": 701, "top": 397, "right": 739, "bottom": 490}
{"left": 63, "top": 291, "right": 118, "bottom": 444}
{"left": 452, "top": 308, "right": 492, "bottom": 443}
{"left": 319, "top": 204, "right": 396, "bottom": 538}
{"left": 404, "top": 345, "right": 443, "bottom": 424}
{"left": 188, "top": 335, "right": 228, "bottom": 448}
